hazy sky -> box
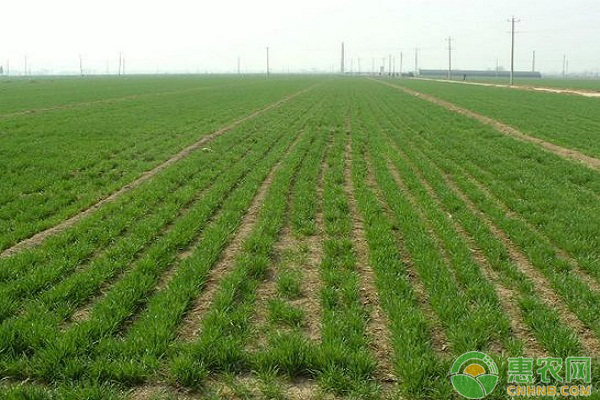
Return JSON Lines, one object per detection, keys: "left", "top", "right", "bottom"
{"left": 2, "top": 0, "right": 600, "bottom": 75}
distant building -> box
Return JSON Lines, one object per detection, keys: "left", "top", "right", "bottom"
{"left": 419, "top": 69, "right": 542, "bottom": 78}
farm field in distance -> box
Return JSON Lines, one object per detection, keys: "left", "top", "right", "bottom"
{"left": 428, "top": 76, "right": 600, "bottom": 91}
{"left": 1, "top": 75, "right": 600, "bottom": 399}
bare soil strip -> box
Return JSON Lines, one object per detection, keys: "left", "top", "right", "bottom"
{"left": 177, "top": 129, "right": 306, "bottom": 340}
{"left": 288, "top": 141, "right": 329, "bottom": 339}
{"left": 0, "top": 87, "right": 314, "bottom": 260}
{"left": 299, "top": 141, "right": 328, "bottom": 341}
{"left": 373, "top": 79, "right": 600, "bottom": 171}
{"left": 342, "top": 119, "right": 398, "bottom": 382}
{"left": 397, "top": 144, "right": 546, "bottom": 356}
{"left": 414, "top": 77, "right": 600, "bottom": 98}
{"left": 443, "top": 173, "right": 600, "bottom": 356}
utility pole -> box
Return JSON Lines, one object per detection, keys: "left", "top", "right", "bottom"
{"left": 446, "top": 37, "right": 453, "bottom": 80}
{"left": 532, "top": 50, "right": 536, "bottom": 72}
{"left": 266, "top": 47, "right": 270, "bottom": 77}
{"left": 400, "top": 52, "right": 403, "bottom": 77}
{"left": 508, "top": 16, "right": 520, "bottom": 85}
{"left": 392, "top": 56, "right": 396, "bottom": 76}
{"left": 341, "top": 42, "right": 345, "bottom": 74}
{"left": 562, "top": 55, "right": 566, "bottom": 79}
{"left": 79, "top": 54, "right": 84, "bottom": 77}
{"left": 414, "top": 48, "right": 419, "bottom": 76}
{"left": 388, "top": 54, "right": 392, "bottom": 76}
{"left": 118, "top": 52, "right": 122, "bottom": 76}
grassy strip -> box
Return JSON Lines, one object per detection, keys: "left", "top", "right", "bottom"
{"left": 314, "top": 108, "right": 378, "bottom": 397}
{"left": 360, "top": 113, "right": 489, "bottom": 356}
{"left": 348, "top": 113, "right": 448, "bottom": 397}
{"left": 0, "top": 381, "right": 123, "bottom": 400}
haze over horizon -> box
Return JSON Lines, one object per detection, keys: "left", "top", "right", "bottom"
{"left": 2, "top": 0, "right": 599, "bottom": 76}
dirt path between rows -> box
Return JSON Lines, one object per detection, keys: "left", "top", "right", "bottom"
{"left": 413, "top": 77, "right": 600, "bottom": 98}
{"left": 373, "top": 79, "right": 600, "bottom": 171}
{"left": 0, "top": 87, "right": 315, "bottom": 260}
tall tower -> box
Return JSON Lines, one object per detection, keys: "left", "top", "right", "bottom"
{"left": 341, "top": 42, "right": 345, "bottom": 74}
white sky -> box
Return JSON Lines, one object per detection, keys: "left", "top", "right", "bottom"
{"left": 2, "top": 0, "right": 600, "bottom": 75}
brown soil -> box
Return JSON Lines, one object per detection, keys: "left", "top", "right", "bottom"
{"left": 0, "top": 87, "right": 314, "bottom": 260}
{"left": 374, "top": 80, "right": 600, "bottom": 171}
{"left": 443, "top": 173, "right": 600, "bottom": 356}
{"left": 177, "top": 129, "right": 306, "bottom": 340}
